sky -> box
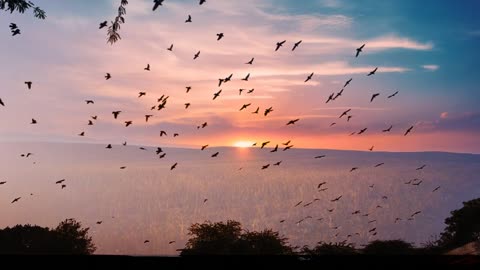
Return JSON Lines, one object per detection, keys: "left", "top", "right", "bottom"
{"left": 0, "top": 0, "right": 479, "bottom": 153}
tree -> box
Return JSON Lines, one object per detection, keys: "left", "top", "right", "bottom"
{"left": 180, "top": 220, "right": 293, "bottom": 255}
{"left": 107, "top": 0, "right": 128, "bottom": 44}
{"left": 0, "top": 0, "right": 46, "bottom": 19}
{"left": 438, "top": 198, "right": 480, "bottom": 249}
{"left": 301, "top": 242, "right": 358, "bottom": 255}
{"left": 0, "top": 219, "right": 96, "bottom": 254}
{"left": 362, "top": 240, "right": 416, "bottom": 255}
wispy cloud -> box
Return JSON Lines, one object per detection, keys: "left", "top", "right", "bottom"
{"left": 422, "top": 65, "right": 439, "bottom": 71}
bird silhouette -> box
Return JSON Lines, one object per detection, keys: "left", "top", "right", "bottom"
{"left": 160, "top": 131, "right": 167, "bottom": 137}
{"left": 283, "top": 145, "right": 293, "bottom": 151}
{"left": 138, "top": 92, "right": 146, "bottom": 98}
{"left": 55, "top": 179, "right": 66, "bottom": 184}
{"left": 96, "top": 221, "right": 103, "bottom": 225}
{"left": 317, "top": 182, "right": 327, "bottom": 188}
{"left": 31, "top": 118, "right": 37, "bottom": 124}
{"left": 186, "top": 86, "right": 192, "bottom": 93}
{"left": 246, "top": 58, "right": 254, "bottom": 65}
{"left": 264, "top": 107, "right": 273, "bottom": 116}
{"left": 173, "top": 133, "right": 179, "bottom": 137}
{"left": 294, "top": 201, "right": 303, "bottom": 207}
{"left": 185, "top": 15, "right": 192, "bottom": 23}
{"left": 11, "top": 197, "right": 21, "bottom": 204}
{"left": 184, "top": 103, "right": 191, "bottom": 109}
{"left": 171, "top": 163, "right": 178, "bottom": 170}
{"left": 9, "top": 23, "right": 17, "bottom": 30}
{"left": 369, "top": 146, "right": 374, "bottom": 151}
{"left": 412, "top": 180, "right": 423, "bottom": 186}
{"left": 124, "top": 121, "right": 132, "bottom": 127}
{"left": 347, "top": 115, "right": 353, "bottom": 122}
{"left": 374, "top": 163, "right": 384, "bottom": 168}
{"left": 201, "top": 122, "right": 208, "bottom": 128}
{"left": 99, "top": 21, "right": 107, "bottom": 29}
{"left": 120, "top": 166, "right": 126, "bottom": 169}
{"left": 350, "top": 167, "right": 359, "bottom": 172}
{"left": 85, "top": 100, "right": 94, "bottom": 104}
{"left": 201, "top": 145, "right": 209, "bottom": 151}
{"left": 106, "top": 144, "right": 112, "bottom": 149}
{"left": 262, "top": 164, "right": 270, "bottom": 170}
{"left": 213, "top": 89, "right": 222, "bottom": 100}
{"left": 279, "top": 219, "right": 285, "bottom": 223}
{"left": 78, "top": 132, "right": 85, "bottom": 136}
{"left": 122, "top": 141, "right": 127, "bottom": 146}
{"left": 0, "top": 98, "right": 4, "bottom": 106}
{"left": 144, "top": 240, "right": 150, "bottom": 244}
{"left": 216, "top": 33, "right": 224, "bottom": 40}
{"left": 432, "top": 186, "right": 441, "bottom": 192}
{"left": 382, "top": 125, "right": 392, "bottom": 132}
{"left": 0, "top": 181, "right": 6, "bottom": 185}
{"left": 167, "top": 44, "right": 173, "bottom": 51}
{"left": 411, "top": 211, "right": 422, "bottom": 217}
{"left": 326, "top": 93, "right": 335, "bottom": 103}
{"left": 159, "top": 153, "right": 166, "bottom": 159}
{"left": 358, "top": 128, "right": 367, "bottom": 135}
{"left": 25, "top": 81, "right": 32, "bottom": 89}
{"left": 333, "top": 89, "right": 344, "bottom": 100}
{"left": 88, "top": 120, "right": 93, "bottom": 125}
{"left": 144, "top": 64, "right": 150, "bottom": 71}
{"left": 356, "top": 44, "right": 365, "bottom": 57}
{"left": 292, "top": 40, "right": 302, "bottom": 51}
{"left": 275, "top": 40, "right": 286, "bottom": 51}
{"left": 105, "top": 73, "right": 111, "bottom": 80}
{"left": 331, "top": 195, "right": 342, "bottom": 202}
{"left": 242, "top": 73, "right": 250, "bottom": 81}
{"left": 12, "top": 29, "right": 20, "bottom": 36}
{"left": 273, "top": 161, "right": 282, "bottom": 166}
{"left": 152, "top": 0, "right": 164, "bottom": 11}
{"left": 286, "top": 119, "right": 299, "bottom": 125}
{"left": 211, "top": 152, "right": 219, "bottom": 157}
{"left": 194, "top": 51, "right": 200, "bottom": 60}
{"left": 327, "top": 208, "right": 334, "bottom": 213}
{"left": 247, "top": 89, "right": 254, "bottom": 94}
{"left": 270, "top": 144, "right": 279, "bottom": 152}
{"left": 203, "top": 198, "right": 208, "bottom": 203}
{"left": 388, "top": 91, "right": 399, "bottom": 98}
{"left": 156, "top": 147, "right": 163, "bottom": 155}
{"left": 367, "top": 67, "right": 378, "bottom": 76}
{"left": 344, "top": 78, "right": 353, "bottom": 88}
{"left": 240, "top": 103, "right": 251, "bottom": 111}
{"left": 112, "top": 111, "right": 121, "bottom": 119}
{"left": 339, "top": 109, "right": 351, "bottom": 118}
{"left": 330, "top": 122, "right": 336, "bottom": 127}
{"left": 61, "top": 184, "right": 66, "bottom": 189}
{"left": 283, "top": 140, "right": 291, "bottom": 146}
{"left": 370, "top": 93, "right": 380, "bottom": 102}
{"left": 252, "top": 107, "right": 259, "bottom": 114}
{"left": 404, "top": 126, "right": 414, "bottom": 136}
{"left": 305, "top": 72, "right": 314, "bottom": 83}
{"left": 261, "top": 141, "right": 270, "bottom": 149}
{"left": 416, "top": 164, "right": 426, "bottom": 170}
{"left": 315, "top": 155, "right": 326, "bottom": 159}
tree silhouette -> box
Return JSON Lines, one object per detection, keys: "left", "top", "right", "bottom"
{"left": 301, "top": 242, "right": 358, "bottom": 255}
{"left": 107, "top": 0, "right": 128, "bottom": 44}
{"left": 0, "top": 0, "right": 46, "bottom": 19}
{"left": 180, "top": 220, "right": 293, "bottom": 255}
{"left": 438, "top": 197, "right": 480, "bottom": 250}
{"left": 0, "top": 219, "right": 95, "bottom": 254}
{"left": 362, "top": 240, "right": 416, "bottom": 255}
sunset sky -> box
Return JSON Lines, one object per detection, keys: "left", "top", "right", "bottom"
{"left": 0, "top": 0, "right": 479, "bottom": 153}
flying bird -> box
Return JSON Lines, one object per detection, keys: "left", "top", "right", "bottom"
{"left": 411, "top": 211, "right": 422, "bottom": 217}
{"left": 171, "top": 163, "right": 178, "bottom": 170}
{"left": 432, "top": 186, "right": 441, "bottom": 192}
{"left": 358, "top": 128, "right": 367, "bottom": 135}
{"left": 330, "top": 122, "right": 336, "bottom": 127}
{"left": 186, "top": 86, "right": 192, "bottom": 93}
{"left": 61, "top": 184, "right": 66, "bottom": 189}
{"left": 0, "top": 98, "right": 4, "bottom": 106}
{"left": 138, "top": 92, "right": 146, "bottom": 98}
{"left": 416, "top": 164, "right": 426, "bottom": 170}
{"left": 167, "top": 44, "right": 173, "bottom": 51}
{"left": 185, "top": 15, "right": 192, "bottom": 23}
{"left": 344, "top": 78, "right": 353, "bottom": 88}
{"left": 152, "top": 0, "right": 164, "bottom": 11}
{"left": 317, "top": 182, "right": 327, "bottom": 189}
{"left": 275, "top": 40, "right": 286, "bottom": 51}
{"left": 0, "top": 181, "right": 6, "bottom": 185}
{"left": 331, "top": 195, "right": 343, "bottom": 202}
{"left": 213, "top": 89, "right": 222, "bottom": 100}
{"left": 270, "top": 144, "right": 278, "bottom": 152}
{"left": 12, "top": 29, "right": 20, "bottom": 36}
{"left": 99, "top": 21, "right": 107, "bottom": 29}
{"left": 388, "top": 91, "right": 399, "bottom": 98}
{"left": 160, "top": 131, "right": 167, "bottom": 137}
{"left": 31, "top": 118, "right": 37, "bottom": 124}
{"left": 203, "top": 198, "right": 208, "bottom": 203}
{"left": 294, "top": 201, "right": 303, "bottom": 207}
{"left": 184, "top": 103, "right": 191, "bottom": 109}
{"left": 283, "top": 145, "right": 293, "bottom": 151}
{"left": 369, "top": 146, "right": 374, "bottom": 151}
{"left": 144, "top": 64, "right": 150, "bottom": 71}
{"left": 242, "top": 73, "right": 250, "bottom": 81}
{"left": 383, "top": 125, "right": 393, "bottom": 132}
{"left": 144, "top": 240, "right": 150, "bottom": 244}
{"left": 240, "top": 103, "right": 251, "bottom": 111}
{"left": 370, "top": 93, "right": 380, "bottom": 102}
{"left": 305, "top": 72, "right": 314, "bottom": 83}
{"left": 55, "top": 179, "right": 66, "bottom": 184}
{"left": 404, "top": 126, "right": 414, "bottom": 136}
{"left": 78, "top": 132, "right": 85, "bottom": 136}
{"left": 106, "top": 144, "right": 112, "bottom": 149}
{"left": 286, "top": 119, "right": 299, "bottom": 125}
{"left": 124, "top": 121, "right": 132, "bottom": 127}
{"left": 292, "top": 40, "right": 302, "bottom": 51}
{"left": 88, "top": 120, "right": 93, "bottom": 126}
{"left": 356, "top": 44, "right": 365, "bottom": 57}
{"left": 261, "top": 164, "right": 270, "bottom": 170}
{"left": 25, "top": 81, "right": 32, "bottom": 89}
{"left": 252, "top": 107, "right": 259, "bottom": 114}
{"left": 374, "top": 163, "right": 384, "bottom": 168}
{"left": 326, "top": 93, "right": 335, "bottom": 104}
{"left": 11, "top": 197, "right": 21, "bottom": 204}
{"left": 367, "top": 67, "right": 378, "bottom": 76}
{"left": 201, "top": 145, "right": 209, "bottom": 151}
{"left": 273, "top": 161, "right": 282, "bottom": 166}
{"left": 211, "top": 152, "right": 219, "bottom": 158}
{"left": 247, "top": 89, "right": 254, "bottom": 94}
{"left": 350, "top": 167, "right": 359, "bottom": 172}
{"left": 264, "top": 107, "right": 273, "bottom": 116}
{"left": 246, "top": 58, "right": 254, "bottom": 65}
{"left": 194, "top": 51, "right": 200, "bottom": 60}
{"left": 216, "top": 33, "right": 224, "bottom": 41}
{"left": 120, "top": 166, "right": 126, "bottom": 170}
{"left": 347, "top": 115, "right": 353, "bottom": 122}
{"left": 85, "top": 100, "right": 94, "bottom": 104}
{"left": 333, "top": 89, "right": 344, "bottom": 100}
{"left": 339, "top": 109, "right": 351, "bottom": 118}
{"left": 261, "top": 141, "right": 270, "bottom": 149}
{"left": 199, "top": 0, "right": 206, "bottom": 5}
{"left": 315, "top": 155, "right": 326, "bottom": 159}
{"left": 282, "top": 140, "right": 291, "bottom": 146}
{"left": 112, "top": 111, "right": 121, "bottom": 119}
{"left": 105, "top": 73, "right": 111, "bottom": 80}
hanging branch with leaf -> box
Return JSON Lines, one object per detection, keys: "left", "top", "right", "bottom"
{"left": 0, "top": 0, "right": 46, "bottom": 19}
{"left": 107, "top": 0, "right": 128, "bottom": 45}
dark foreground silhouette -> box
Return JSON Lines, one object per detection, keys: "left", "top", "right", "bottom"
{"left": 1, "top": 197, "right": 479, "bottom": 255}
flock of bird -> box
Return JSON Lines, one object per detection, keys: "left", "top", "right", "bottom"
{"left": 1, "top": 0, "right": 441, "bottom": 250}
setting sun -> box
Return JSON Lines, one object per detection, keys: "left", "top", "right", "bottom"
{"left": 233, "top": 141, "right": 254, "bottom": 148}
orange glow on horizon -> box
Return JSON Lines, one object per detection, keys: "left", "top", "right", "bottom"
{"left": 232, "top": 141, "right": 255, "bottom": 148}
